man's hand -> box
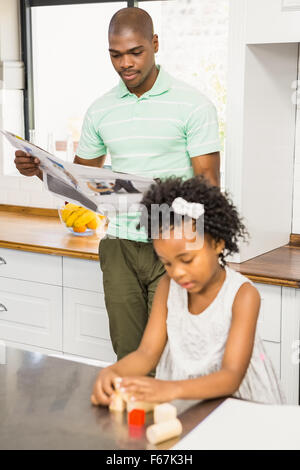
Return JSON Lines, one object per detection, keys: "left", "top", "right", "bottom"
{"left": 120, "top": 376, "right": 180, "bottom": 403}
{"left": 14, "top": 150, "right": 43, "bottom": 179}
{"left": 91, "top": 368, "right": 120, "bottom": 406}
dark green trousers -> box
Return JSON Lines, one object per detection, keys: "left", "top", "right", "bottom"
{"left": 99, "top": 237, "right": 166, "bottom": 361}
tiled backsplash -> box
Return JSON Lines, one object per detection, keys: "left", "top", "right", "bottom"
{"left": 0, "top": 174, "right": 62, "bottom": 209}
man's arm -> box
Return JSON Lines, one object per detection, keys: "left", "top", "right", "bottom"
{"left": 191, "top": 151, "right": 220, "bottom": 187}
{"left": 14, "top": 152, "right": 107, "bottom": 182}
{"left": 73, "top": 154, "right": 106, "bottom": 168}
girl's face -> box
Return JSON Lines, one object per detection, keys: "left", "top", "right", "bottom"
{"left": 153, "top": 225, "right": 225, "bottom": 294}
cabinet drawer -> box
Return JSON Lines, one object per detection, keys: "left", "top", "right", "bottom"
{"left": 0, "top": 278, "right": 62, "bottom": 350}
{"left": 63, "top": 288, "right": 116, "bottom": 363}
{"left": 0, "top": 248, "right": 62, "bottom": 285}
{"left": 263, "top": 340, "right": 281, "bottom": 379}
{"left": 254, "top": 283, "right": 281, "bottom": 343}
{"left": 63, "top": 257, "right": 103, "bottom": 293}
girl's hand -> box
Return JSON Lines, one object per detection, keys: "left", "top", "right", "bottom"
{"left": 91, "top": 368, "right": 120, "bottom": 406}
{"left": 120, "top": 377, "right": 180, "bottom": 403}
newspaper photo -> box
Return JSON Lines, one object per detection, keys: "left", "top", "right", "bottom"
{"left": 1, "top": 130, "right": 156, "bottom": 214}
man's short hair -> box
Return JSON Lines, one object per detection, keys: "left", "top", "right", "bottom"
{"left": 109, "top": 7, "right": 154, "bottom": 42}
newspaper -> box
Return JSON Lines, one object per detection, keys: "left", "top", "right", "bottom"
{"left": 1, "top": 130, "right": 155, "bottom": 214}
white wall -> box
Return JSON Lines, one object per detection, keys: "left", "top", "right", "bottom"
{"left": 241, "top": 43, "right": 296, "bottom": 249}
{"left": 292, "top": 48, "right": 300, "bottom": 233}
{"left": 245, "top": 0, "right": 300, "bottom": 236}
{"left": 0, "top": 0, "right": 59, "bottom": 208}
{"left": 0, "top": 0, "right": 20, "bottom": 61}
{"left": 243, "top": 0, "right": 300, "bottom": 235}
{"left": 226, "top": 0, "right": 300, "bottom": 262}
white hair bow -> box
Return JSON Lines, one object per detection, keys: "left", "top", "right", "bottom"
{"left": 171, "top": 197, "right": 204, "bottom": 219}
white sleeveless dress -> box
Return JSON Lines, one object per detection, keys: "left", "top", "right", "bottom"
{"left": 155, "top": 265, "right": 286, "bottom": 404}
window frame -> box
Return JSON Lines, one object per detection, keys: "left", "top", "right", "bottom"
{"left": 19, "top": 0, "right": 170, "bottom": 140}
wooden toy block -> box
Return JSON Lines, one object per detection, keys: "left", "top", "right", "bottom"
{"left": 128, "top": 409, "right": 145, "bottom": 426}
{"left": 146, "top": 418, "right": 183, "bottom": 445}
{"left": 113, "top": 377, "right": 122, "bottom": 391}
{"left": 153, "top": 403, "right": 177, "bottom": 424}
{"left": 109, "top": 392, "right": 126, "bottom": 412}
{"left": 126, "top": 400, "right": 157, "bottom": 413}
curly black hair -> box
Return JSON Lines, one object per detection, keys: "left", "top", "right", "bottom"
{"left": 137, "top": 175, "right": 249, "bottom": 267}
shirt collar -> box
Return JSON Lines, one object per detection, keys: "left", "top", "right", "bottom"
{"left": 117, "top": 65, "right": 172, "bottom": 99}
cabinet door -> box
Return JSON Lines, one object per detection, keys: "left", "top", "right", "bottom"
{"left": 63, "top": 257, "right": 103, "bottom": 293}
{"left": 0, "top": 248, "right": 62, "bottom": 285}
{"left": 63, "top": 287, "right": 116, "bottom": 363}
{"left": 263, "top": 340, "right": 281, "bottom": 379}
{"left": 281, "top": 287, "right": 300, "bottom": 405}
{"left": 0, "top": 278, "right": 62, "bottom": 350}
{"left": 254, "top": 283, "right": 281, "bottom": 342}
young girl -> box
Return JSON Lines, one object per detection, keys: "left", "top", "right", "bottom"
{"left": 91, "top": 176, "right": 285, "bottom": 406}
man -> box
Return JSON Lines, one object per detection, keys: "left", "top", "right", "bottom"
{"left": 15, "top": 7, "right": 221, "bottom": 362}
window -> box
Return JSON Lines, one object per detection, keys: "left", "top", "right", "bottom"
{"left": 142, "top": 0, "right": 229, "bottom": 187}
{"left": 20, "top": 0, "right": 228, "bottom": 185}
{"left": 20, "top": 0, "right": 169, "bottom": 166}
{"left": 31, "top": 1, "right": 127, "bottom": 165}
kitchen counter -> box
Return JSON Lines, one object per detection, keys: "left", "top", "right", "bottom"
{"left": 0, "top": 207, "right": 103, "bottom": 261}
{"left": 228, "top": 245, "right": 300, "bottom": 288}
{"left": 0, "top": 345, "right": 224, "bottom": 450}
{"left": 1, "top": 206, "right": 300, "bottom": 287}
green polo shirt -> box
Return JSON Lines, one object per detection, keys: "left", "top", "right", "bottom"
{"left": 77, "top": 65, "right": 221, "bottom": 242}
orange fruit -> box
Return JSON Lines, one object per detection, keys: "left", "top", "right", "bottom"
{"left": 87, "top": 218, "right": 99, "bottom": 230}
{"left": 73, "top": 225, "right": 86, "bottom": 233}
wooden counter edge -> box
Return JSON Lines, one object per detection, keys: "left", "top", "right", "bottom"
{"left": 1, "top": 240, "right": 300, "bottom": 287}
{"left": 0, "top": 240, "right": 100, "bottom": 261}
{"left": 289, "top": 233, "right": 300, "bottom": 247}
{"left": 231, "top": 272, "right": 300, "bottom": 289}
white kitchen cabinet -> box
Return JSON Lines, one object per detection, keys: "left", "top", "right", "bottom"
{"left": 0, "top": 248, "right": 62, "bottom": 285}
{"left": 0, "top": 277, "right": 62, "bottom": 350}
{"left": 281, "top": 287, "right": 300, "bottom": 405}
{"left": 63, "top": 256, "right": 103, "bottom": 293}
{"left": 262, "top": 341, "right": 281, "bottom": 379}
{"left": 245, "top": 0, "right": 300, "bottom": 44}
{"left": 0, "top": 246, "right": 299, "bottom": 404}
{"left": 254, "top": 283, "right": 282, "bottom": 381}
{"left": 63, "top": 287, "right": 116, "bottom": 363}
{"left": 255, "top": 283, "right": 282, "bottom": 343}
{"left": 0, "top": 249, "right": 113, "bottom": 364}
{"left": 254, "top": 282, "right": 300, "bottom": 404}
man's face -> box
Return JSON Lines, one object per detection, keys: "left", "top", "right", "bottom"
{"left": 108, "top": 30, "right": 158, "bottom": 90}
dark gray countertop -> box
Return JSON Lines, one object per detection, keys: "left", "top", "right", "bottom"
{"left": 0, "top": 345, "right": 225, "bottom": 450}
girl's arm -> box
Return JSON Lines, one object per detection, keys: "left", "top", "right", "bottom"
{"left": 122, "top": 282, "right": 261, "bottom": 403}
{"left": 173, "top": 282, "right": 261, "bottom": 400}
{"left": 92, "top": 274, "right": 170, "bottom": 404}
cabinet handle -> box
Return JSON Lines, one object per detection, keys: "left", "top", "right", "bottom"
{"left": 0, "top": 304, "right": 7, "bottom": 312}
{"left": 0, "top": 257, "right": 7, "bottom": 265}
